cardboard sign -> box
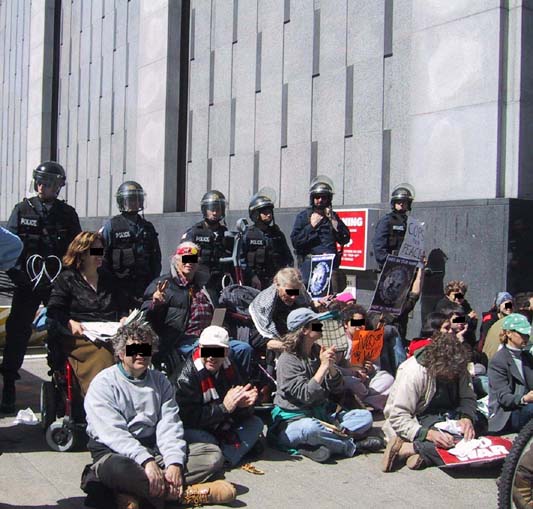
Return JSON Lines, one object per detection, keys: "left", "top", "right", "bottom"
{"left": 437, "top": 436, "right": 512, "bottom": 468}
{"left": 350, "top": 328, "right": 385, "bottom": 365}
{"left": 398, "top": 217, "right": 425, "bottom": 264}
{"left": 369, "top": 255, "right": 418, "bottom": 316}
{"left": 307, "top": 254, "right": 335, "bottom": 299}
{"left": 335, "top": 209, "right": 369, "bottom": 270}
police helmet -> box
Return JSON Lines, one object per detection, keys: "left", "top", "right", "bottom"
{"left": 32, "top": 161, "right": 66, "bottom": 193}
{"left": 116, "top": 181, "right": 145, "bottom": 213}
{"left": 390, "top": 183, "right": 415, "bottom": 211}
{"left": 249, "top": 187, "right": 277, "bottom": 223}
{"left": 201, "top": 190, "right": 227, "bottom": 222}
{"left": 309, "top": 175, "right": 334, "bottom": 208}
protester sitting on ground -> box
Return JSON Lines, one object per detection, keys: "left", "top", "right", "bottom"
{"left": 487, "top": 314, "right": 533, "bottom": 434}
{"left": 81, "top": 321, "right": 236, "bottom": 509}
{"left": 479, "top": 292, "right": 514, "bottom": 351}
{"left": 334, "top": 305, "right": 394, "bottom": 411}
{"left": 366, "top": 312, "right": 406, "bottom": 375}
{"left": 382, "top": 332, "right": 477, "bottom": 472}
{"left": 434, "top": 280, "right": 478, "bottom": 346}
{"left": 47, "top": 232, "right": 135, "bottom": 395}
{"left": 141, "top": 241, "right": 253, "bottom": 375}
{"left": 174, "top": 325, "right": 263, "bottom": 468}
{"left": 268, "top": 307, "right": 384, "bottom": 463}
{"left": 407, "top": 312, "right": 452, "bottom": 358}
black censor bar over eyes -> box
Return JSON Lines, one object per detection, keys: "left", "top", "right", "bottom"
{"left": 125, "top": 344, "right": 152, "bottom": 357}
{"left": 504, "top": 302, "right": 513, "bottom": 309}
{"left": 350, "top": 318, "right": 366, "bottom": 326}
{"left": 200, "top": 347, "right": 226, "bottom": 358}
{"left": 285, "top": 288, "right": 299, "bottom": 296}
{"left": 182, "top": 254, "right": 199, "bottom": 263}
{"left": 454, "top": 293, "right": 464, "bottom": 300}
{"left": 90, "top": 248, "right": 104, "bottom": 256}
{"left": 311, "top": 322, "right": 323, "bottom": 332}
{"left": 452, "top": 316, "right": 466, "bottom": 324}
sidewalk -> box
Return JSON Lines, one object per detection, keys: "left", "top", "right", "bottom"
{"left": 0, "top": 356, "right": 500, "bottom": 509}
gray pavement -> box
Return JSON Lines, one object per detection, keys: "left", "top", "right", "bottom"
{"left": 0, "top": 356, "right": 500, "bottom": 509}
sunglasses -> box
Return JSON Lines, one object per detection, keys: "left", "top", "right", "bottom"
{"left": 285, "top": 288, "right": 300, "bottom": 296}
{"left": 89, "top": 247, "right": 104, "bottom": 256}
{"left": 350, "top": 318, "right": 366, "bottom": 327}
{"left": 200, "top": 347, "right": 226, "bottom": 358}
{"left": 125, "top": 344, "right": 152, "bottom": 357}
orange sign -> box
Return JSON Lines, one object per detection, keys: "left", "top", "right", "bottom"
{"left": 350, "top": 328, "right": 384, "bottom": 365}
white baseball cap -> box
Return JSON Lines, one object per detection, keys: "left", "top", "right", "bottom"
{"left": 199, "top": 326, "right": 230, "bottom": 348}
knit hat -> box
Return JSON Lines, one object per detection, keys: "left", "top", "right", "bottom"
{"left": 502, "top": 313, "right": 531, "bottom": 336}
{"left": 496, "top": 292, "right": 513, "bottom": 307}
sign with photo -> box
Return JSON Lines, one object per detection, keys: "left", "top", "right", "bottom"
{"left": 369, "top": 255, "right": 418, "bottom": 316}
{"left": 307, "top": 254, "right": 336, "bottom": 299}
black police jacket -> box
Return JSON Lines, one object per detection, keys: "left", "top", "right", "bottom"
{"left": 6, "top": 196, "right": 81, "bottom": 287}
{"left": 181, "top": 221, "right": 229, "bottom": 270}
{"left": 373, "top": 211, "right": 407, "bottom": 267}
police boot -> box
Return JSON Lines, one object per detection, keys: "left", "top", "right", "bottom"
{"left": 0, "top": 378, "right": 16, "bottom": 414}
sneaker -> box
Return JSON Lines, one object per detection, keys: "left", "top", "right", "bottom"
{"left": 0, "top": 379, "right": 15, "bottom": 414}
{"left": 356, "top": 436, "right": 386, "bottom": 454}
{"left": 298, "top": 445, "right": 331, "bottom": 463}
{"left": 115, "top": 493, "right": 140, "bottom": 509}
{"left": 406, "top": 453, "right": 426, "bottom": 470}
{"left": 181, "top": 480, "right": 237, "bottom": 506}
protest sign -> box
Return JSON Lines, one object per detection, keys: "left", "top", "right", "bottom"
{"left": 437, "top": 436, "right": 512, "bottom": 468}
{"left": 335, "top": 209, "right": 369, "bottom": 270}
{"left": 398, "top": 217, "right": 425, "bottom": 265}
{"left": 307, "top": 254, "right": 335, "bottom": 299}
{"left": 369, "top": 255, "right": 418, "bottom": 315}
{"left": 350, "top": 328, "right": 385, "bottom": 365}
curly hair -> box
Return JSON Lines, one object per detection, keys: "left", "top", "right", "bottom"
{"left": 62, "top": 231, "right": 104, "bottom": 270}
{"left": 341, "top": 304, "right": 367, "bottom": 324}
{"left": 444, "top": 280, "right": 468, "bottom": 296}
{"left": 274, "top": 267, "right": 303, "bottom": 288}
{"left": 111, "top": 321, "right": 159, "bottom": 358}
{"left": 423, "top": 332, "right": 469, "bottom": 379}
{"left": 281, "top": 327, "right": 309, "bottom": 357}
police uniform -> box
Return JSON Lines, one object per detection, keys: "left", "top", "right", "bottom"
{"left": 241, "top": 223, "right": 293, "bottom": 288}
{"left": 372, "top": 211, "right": 407, "bottom": 268}
{"left": 102, "top": 213, "right": 162, "bottom": 302}
{"left": 1, "top": 196, "right": 81, "bottom": 381}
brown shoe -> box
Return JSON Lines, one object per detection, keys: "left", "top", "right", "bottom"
{"left": 181, "top": 480, "right": 237, "bottom": 506}
{"left": 115, "top": 493, "right": 140, "bottom": 509}
{"left": 406, "top": 454, "right": 426, "bottom": 470}
{"left": 381, "top": 437, "right": 405, "bottom": 472}
{"left": 513, "top": 472, "right": 533, "bottom": 508}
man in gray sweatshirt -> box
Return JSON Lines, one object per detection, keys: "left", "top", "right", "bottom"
{"left": 83, "top": 321, "right": 237, "bottom": 509}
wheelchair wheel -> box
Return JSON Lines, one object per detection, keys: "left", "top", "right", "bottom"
{"left": 40, "top": 381, "right": 56, "bottom": 431}
{"left": 498, "top": 419, "right": 533, "bottom": 508}
{"left": 45, "top": 420, "right": 82, "bottom": 452}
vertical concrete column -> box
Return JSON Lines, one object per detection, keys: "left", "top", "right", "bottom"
{"left": 135, "top": 0, "right": 182, "bottom": 213}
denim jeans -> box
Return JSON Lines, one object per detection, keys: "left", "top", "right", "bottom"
{"left": 183, "top": 415, "right": 264, "bottom": 467}
{"left": 277, "top": 408, "right": 373, "bottom": 457}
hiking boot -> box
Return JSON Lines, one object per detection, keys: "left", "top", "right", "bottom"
{"left": 181, "top": 480, "right": 237, "bottom": 506}
{"left": 406, "top": 453, "right": 426, "bottom": 470}
{"left": 356, "top": 436, "right": 386, "bottom": 454}
{"left": 115, "top": 493, "right": 140, "bottom": 509}
{"left": 0, "top": 379, "right": 15, "bottom": 414}
{"left": 298, "top": 445, "right": 331, "bottom": 463}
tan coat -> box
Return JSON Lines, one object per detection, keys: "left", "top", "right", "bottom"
{"left": 383, "top": 356, "right": 477, "bottom": 442}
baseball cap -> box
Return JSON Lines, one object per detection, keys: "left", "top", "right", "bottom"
{"left": 502, "top": 313, "right": 532, "bottom": 336}
{"left": 287, "top": 308, "right": 331, "bottom": 332}
{"left": 199, "top": 326, "right": 230, "bottom": 348}
{"left": 496, "top": 292, "right": 513, "bottom": 307}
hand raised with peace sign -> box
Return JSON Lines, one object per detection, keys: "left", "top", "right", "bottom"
{"left": 152, "top": 280, "right": 169, "bottom": 306}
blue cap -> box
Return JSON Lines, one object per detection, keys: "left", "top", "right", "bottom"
{"left": 496, "top": 292, "right": 513, "bottom": 307}
{"left": 287, "top": 308, "right": 331, "bottom": 332}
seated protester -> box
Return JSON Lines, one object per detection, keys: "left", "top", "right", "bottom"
{"left": 141, "top": 241, "right": 252, "bottom": 376}
{"left": 479, "top": 292, "right": 514, "bottom": 352}
{"left": 407, "top": 312, "right": 452, "bottom": 358}
{"left": 47, "top": 232, "right": 135, "bottom": 395}
{"left": 248, "top": 267, "right": 313, "bottom": 352}
{"left": 268, "top": 308, "right": 384, "bottom": 463}
{"left": 434, "top": 280, "right": 478, "bottom": 346}
{"left": 82, "top": 321, "right": 236, "bottom": 508}
{"left": 334, "top": 305, "right": 394, "bottom": 411}
{"left": 366, "top": 312, "right": 406, "bottom": 375}
{"left": 382, "top": 332, "right": 477, "bottom": 472}
{"left": 175, "top": 326, "right": 263, "bottom": 467}
{"left": 488, "top": 314, "right": 533, "bottom": 434}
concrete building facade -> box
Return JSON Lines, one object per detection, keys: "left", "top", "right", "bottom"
{"left": 0, "top": 0, "right": 532, "bottom": 333}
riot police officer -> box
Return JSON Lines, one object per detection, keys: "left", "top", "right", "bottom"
{"left": 241, "top": 190, "right": 293, "bottom": 289}
{"left": 1, "top": 161, "right": 81, "bottom": 412}
{"left": 101, "top": 181, "right": 162, "bottom": 304}
{"left": 181, "top": 190, "right": 230, "bottom": 290}
{"left": 290, "top": 176, "right": 350, "bottom": 286}
{"left": 373, "top": 184, "right": 415, "bottom": 269}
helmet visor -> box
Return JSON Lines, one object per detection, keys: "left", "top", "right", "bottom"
{"left": 31, "top": 176, "right": 62, "bottom": 195}
{"left": 119, "top": 190, "right": 145, "bottom": 212}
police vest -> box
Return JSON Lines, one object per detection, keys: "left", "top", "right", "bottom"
{"left": 17, "top": 197, "right": 73, "bottom": 262}
{"left": 109, "top": 215, "right": 158, "bottom": 280}
{"left": 387, "top": 212, "right": 407, "bottom": 254}
{"left": 245, "top": 224, "right": 286, "bottom": 276}
{"left": 188, "top": 222, "right": 226, "bottom": 268}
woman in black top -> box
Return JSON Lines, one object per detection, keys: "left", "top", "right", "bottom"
{"left": 47, "top": 232, "right": 134, "bottom": 394}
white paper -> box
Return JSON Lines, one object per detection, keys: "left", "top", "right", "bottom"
{"left": 13, "top": 407, "right": 39, "bottom": 425}
{"left": 448, "top": 438, "right": 482, "bottom": 457}
{"left": 81, "top": 321, "right": 121, "bottom": 343}
{"left": 434, "top": 419, "right": 463, "bottom": 436}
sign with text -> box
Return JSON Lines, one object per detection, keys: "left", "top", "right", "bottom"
{"left": 398, "top": 217, "right": 425, "bottom": 265}
{"left": 350, "top": 328, "right": 385, "bottom": 365}
{"left": 335, "top": 209, "right": 369, "bottom": 271}
{"left": 307, "top": 254, "right": 336, "bottom": 298}
{"left": 437, "top": 436, "right": 512, "bottom": 468}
